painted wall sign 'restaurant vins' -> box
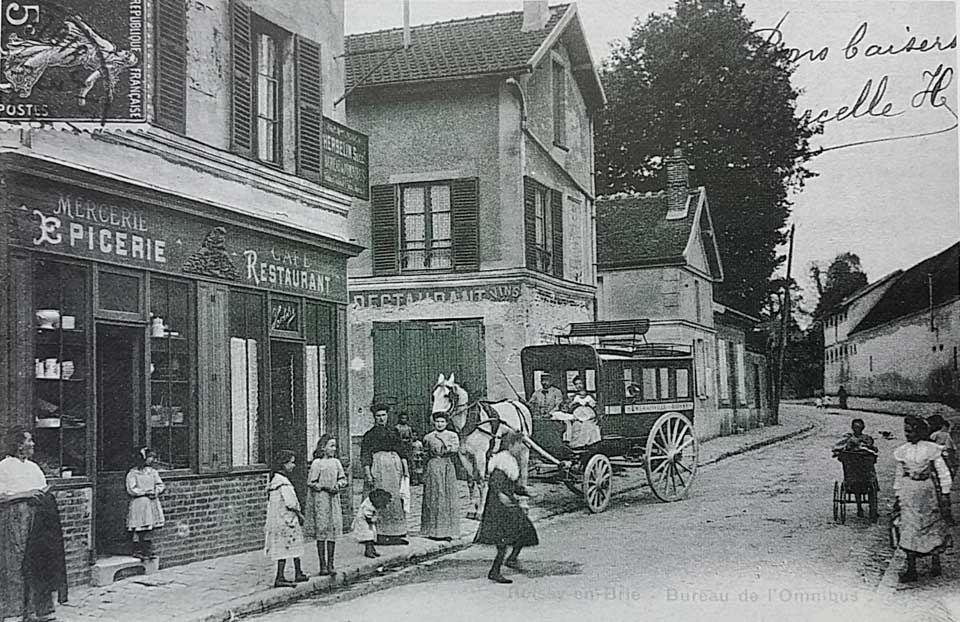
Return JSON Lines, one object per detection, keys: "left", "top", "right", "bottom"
{"left": 9, "top": 179, "right": 347, "bottom": 303}
{"left": 0, "top": 0, "right": 145, "bottom": 121}
{"left": 352, "top": 284, "right": 522, "bottom": 309}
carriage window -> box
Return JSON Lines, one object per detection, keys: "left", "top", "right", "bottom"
{"left": 659, "top": 368, "right": 670, "bottom": 399}
{"left": 564, "top": 369, "right": 596, "bottom": 394}
{"left": 676, "top": 369, "right": 690, "bottom": 399}
{"left": 642, "top": 368, "right": 657, "bottom": 400}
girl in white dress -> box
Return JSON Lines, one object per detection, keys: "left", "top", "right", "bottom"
{"left": 567, "top": 375, "right": 601, "bottom": 448}
{"left": 264, "top": 450, "right": 308, "bottom": 587}
{"left": 126, "top": 447, "right": 165, "bottom": 559}
{"left": 306, "top": 435, "right": 347, "bottom": 576}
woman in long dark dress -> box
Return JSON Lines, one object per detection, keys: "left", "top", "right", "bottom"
{"left": 420, "top": 412, "right": 460, "bottom": 540}
{"left": 475, "top": 431, "right": 538, "bottom": 584}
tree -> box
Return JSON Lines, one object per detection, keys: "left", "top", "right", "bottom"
{"left": 810, "top": 252, "right": 869, "bottom": 318}
{"left": 596, "top": 0, "right": 819, "bottom": 316}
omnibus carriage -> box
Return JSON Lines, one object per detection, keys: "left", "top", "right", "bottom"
{"left": 521, "top": 320, "right": 699, "bottom": 512}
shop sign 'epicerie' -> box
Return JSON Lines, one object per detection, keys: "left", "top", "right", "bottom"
{"left": 0, "top": 0, "right": 145, "bottom": 121}
{"left": 10, "top": 181, "right": 348, "bottom": 303}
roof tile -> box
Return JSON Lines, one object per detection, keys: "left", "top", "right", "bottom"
{"left": 596, "top": 190, "right": 699, "bottom": 267}
{"left": 345, "top": 4, "right": 569, "bottom": 89}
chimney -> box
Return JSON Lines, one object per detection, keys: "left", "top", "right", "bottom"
{"left": 521, "top": 1, "right": 550, "bottom": 32}
{"left": 665, "top": 147, "right": 690, "bottom": 218}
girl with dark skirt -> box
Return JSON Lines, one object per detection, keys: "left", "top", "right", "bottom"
{"left": 474, "top": 430, "right": 538, "bottom": 584}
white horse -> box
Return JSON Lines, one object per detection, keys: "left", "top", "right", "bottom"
{"left": 430, "top": 373, "right": 532, "bottom": 519}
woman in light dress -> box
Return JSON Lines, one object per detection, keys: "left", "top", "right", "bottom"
{"left": 893, "top": 415, "right": 954, "bottom": 582}
{"left": 420, "top": 412, "right": 461, "bottom": 541}
{"left": 565, "top": 375, "right": 601, "bottom": 448}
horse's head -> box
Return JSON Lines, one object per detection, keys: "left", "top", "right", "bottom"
{"left": 431, "top": 373, "right": 469, "bottom": 431}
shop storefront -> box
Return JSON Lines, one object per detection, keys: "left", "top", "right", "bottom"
{"left": 1, "top": 157, "right": 357, "bottom": 585}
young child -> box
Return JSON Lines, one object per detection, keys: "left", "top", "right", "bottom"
{"left": 929, "top": 415, "right": 958, "bottom": 476}
{"left": 126, "top": 447, "right": 165, "bottom": 560}
{"left": 265, "top": 450, "right": 308, "bottom": 588}
{"left": 306, "top": 435, "right": 348, "bottom": 576}
{"left": 352, "top": 488, "right": 391, "bottom": 559}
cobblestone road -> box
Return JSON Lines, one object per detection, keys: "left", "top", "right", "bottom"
{"left": 250, "top": 409, "right": 956, "bottom": 622}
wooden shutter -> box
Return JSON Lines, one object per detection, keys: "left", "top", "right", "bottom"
{"left": 401, "top": 322, "right": 429, "bottom": 432}
{"left": 154, "top": 0, "right": 187, "bottom": 133}
{"left": 523, "top": 177, "right": 537, "bottom": 270}
{"left": 371, "top": 184, "right": 399, "bottom": 275}
{"left": 198, "top": 283, "right": 231, "bottom": 473}
{"left": 230, "top": 0, "right": 254, "bottom": 157}
{"left": 451, "top": 178, "right": 479, "bottom": 272}
{"left": 551, "top": 189, "right": 564, "bottom": 279}
{"left": 455, "top": 320, "right": 487, "bottom": 403}
{"left": 372, "top": 322, "right": 402, "bottom": 411}
{"left": 295, "top": 36, "right": 323, "bottom": 182}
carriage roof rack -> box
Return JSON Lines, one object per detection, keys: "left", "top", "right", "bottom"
{"left": 557, "top": 320, "right": 650, "bottom": 348}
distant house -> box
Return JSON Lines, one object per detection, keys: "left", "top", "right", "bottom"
{"left": 596, "top": 150, "right": 771, "bottom": 440}
{"left": 344, "top": 3, "right": 605, "bottom": 441}
{"left": 825, "top": 242, "right": 960, "bottom": 402}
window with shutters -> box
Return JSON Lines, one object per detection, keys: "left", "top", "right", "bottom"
{"left": 401, "top": 183, "right": 452, "bottom": 271}
{"left": 252, "top": 18, "right": 284, "bottom": 165}
{"left": 370, "top": 178, "right": 479, "bottom": 276}
{"left": 533, "top": 186, "right": 553, "bottom": 274}
{"left": 524, "top": 177, "right": 564, "bottom": 279}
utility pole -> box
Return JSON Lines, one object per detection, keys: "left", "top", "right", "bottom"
{"left": 774, "top": 224, "right": 795, "bottom": 425}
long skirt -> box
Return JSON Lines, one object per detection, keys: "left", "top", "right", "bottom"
{"left": 420, "top": 456, "right": 460, "bottom": 538}
{"left": 0, "top": 502, "right": 54, "bottom": 620}
{"left": 370, "top": 452, "right": 406, "bottom": 537}
{"left": 898, "top": 477, "right": 952, "bottom": 555}
{"left": 306, "top": 490, "right": 343, "bottom": 541}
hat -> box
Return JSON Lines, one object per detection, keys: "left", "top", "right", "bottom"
{"left": 541, "top": 371, "right": 552, "bottom": 378}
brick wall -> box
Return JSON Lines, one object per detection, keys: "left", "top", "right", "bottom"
{"left": 55, "top": 486, "right": 93, "bottom": 587}
{"left": 155, "top": 472, "right": 268, "bottom": 568}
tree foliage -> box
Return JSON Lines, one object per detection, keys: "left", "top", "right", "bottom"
{"left": 810, "top": 252, "right": 869, "bottom": 318}
{"left": 596, "top": 0, "right": 819, "bottom": 316}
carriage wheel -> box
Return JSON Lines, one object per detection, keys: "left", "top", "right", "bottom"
{"left": 839, "top": 482, "right": 847, "bottom": 524}
{"left": 833, "top": 481, "right": 840, "bottom": 522}
{"left": 645, "top": 412, "right": 699, "bottom": 502}
{"left": 582, "top": 454, "right": 613, "bottom": 513}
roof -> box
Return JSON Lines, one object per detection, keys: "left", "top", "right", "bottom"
{"left": 596, "top": 188, "right": 722, "bottom": 279}
{"left": 850, "top": 242, "right": 959, "bottom": 335}
{"left": 344, "top": 4, "right": 604, "bottom": 105}
{"left": 827, "top": 269, "right": 903, "bottom": 314}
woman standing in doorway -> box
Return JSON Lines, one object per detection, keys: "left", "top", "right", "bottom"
{"left": 360, "top": 405, "right": 409, "bottom": 545}
{"left": 894, "top": 415, "right": 954, "bottom": 582}
{"left": 420, "top": 412, "right": 460, "bottom": 541}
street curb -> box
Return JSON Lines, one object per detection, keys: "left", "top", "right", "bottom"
{"left": 699, "top": 423, "right": 818, "bottom": 467}
{"left": 193, "top": 539, "right": 474, "bottom": 622}
{"left": 875, "top": 544, "right": 960, "bottom": 622}
{"left": 188, "top": 420, "right": 820, "bottom": 622}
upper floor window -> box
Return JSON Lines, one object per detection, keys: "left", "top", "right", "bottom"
{"left": 401, "top": 183, "right": 452, "bottom": 271}
{"left": 552, "top": 59, "right": 567, "bottom": 148}
{"left": 524, "top": 177, "right": 564, "bottom": 279}
{"left": 254, "top": 21, "right": 283, "bottom": 164}
{"left": 534, "top": 185, "right": 552, "bottom": 273}
{"left": 370, "top": 179, "right": 480, "bottom": 276}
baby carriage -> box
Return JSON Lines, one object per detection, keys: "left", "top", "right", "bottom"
{"left": 833, "top": 449, "right": 879, "bottom": 523}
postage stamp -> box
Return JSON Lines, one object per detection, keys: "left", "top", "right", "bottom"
{"left": 0, "top": 0, "right": 144, "bottom": 122}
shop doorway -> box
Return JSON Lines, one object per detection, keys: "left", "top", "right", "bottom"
{"left": 95, "top": 324, "right": 144, "bottom": 555}
{"left": 270, "top": 340, "right": 307, "bottom": 502}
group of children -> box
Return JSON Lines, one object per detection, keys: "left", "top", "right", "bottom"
{"left": 122, "top": 437, "right": 394, "bottom": 586}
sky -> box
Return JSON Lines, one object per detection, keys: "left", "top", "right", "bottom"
{"left": 346, "top": 1, "right": 959, "bottom": 305}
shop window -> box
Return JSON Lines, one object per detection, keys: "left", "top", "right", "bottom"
{"left": 401, "top": 182, "right": 452, "bottom": 271}
{"left": 32, "top": 259, "right": 90, "bottom": 478}
{"left": 149, "top": 277, "right": 194, "bottom": 469}
{"left": 229, "top": 289, "right": 266, "bottom": 467}
{"left": 305, "top": 303, "right": 336, "bottom": 455}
